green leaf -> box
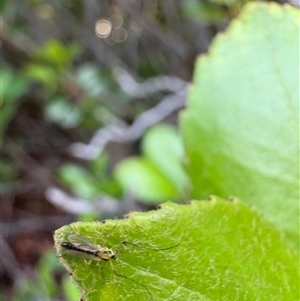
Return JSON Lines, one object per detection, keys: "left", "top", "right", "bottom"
{"left": 62, "top": 275, "right": 81, "bottom": 301}
{"left": 115, "top": 124, "right": 187, "bottom": 204}
{"left": 180, "top": 3, "right": 299, "bottom": 244}
{"left": 25, "top": 63, "right": 58, "bottom": 89}
{"left": 37, "top": 251, "right": 59, "bottom": 297}
{"left": 0, "top": 0, "right": 7, "bottom": 14}
{"left": 0, "top": 68, "right": 29, "bottom": 103}
{"left": 45, "top": 97, "right": 82, "bottom": 128}
{"left": 209, "top": 0, "right": 243, "bottom": 6}
{"left": 115, "top": 157, "right": 179, "bottom": 203}
{"left": 142, "top": 125, "right": 188, "bottom": 190}
{"left": 14, "top": 251, "right": 61, "bottom": 300}
{"left": 54, "top": 197, "right": 299, "bottom": 301}
{"left": 182, "top": 0, "right": 228, "bottom": 23}
{"left": 58, "top": 164, "right": 99, "bottom": 199}
{"left": 0, "top": 68, "right": 29, "bottom": 137}
{"left": 76, "top": 64, "right": 107, "bottom": 97}
{"left": 33, "top": 40, "right": 81, "bottom": 69}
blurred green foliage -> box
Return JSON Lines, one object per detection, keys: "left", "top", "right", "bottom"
{"left": 58, "top": 153, "right": 121, "bottom": 200}
{"left": 0, "top": 68, "right": 29, "bottom": 138}
{"left": 182, "top": 0, "right": 228, "bottom": 23}
{"left": 25, "top": 40, "right": 81, "bottom": 85}
{"left": 13, "top": 251, "right": 80, "bottom": 301}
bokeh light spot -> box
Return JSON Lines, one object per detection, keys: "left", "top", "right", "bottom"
{"left": 111, "top": 14, "right": 123, "bottom": 28}
{"left": 36, "top": 4, "right": 55, "bottom": 19}
{"left": 95, "top": 19, "right": 112, "bottom": 39}
{"left": 112, "top": 27, "right": 127, "bottom": 43}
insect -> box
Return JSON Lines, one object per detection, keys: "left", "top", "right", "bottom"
{"left": 61, "top": 233, "right": 118, "bottom": 261}
{"left": 60, "top": 229, "right": 179, "bottom": 301}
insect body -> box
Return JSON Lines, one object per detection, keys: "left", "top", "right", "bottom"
{"left": 61, "top": 234, "right": 118, "bottom": 261}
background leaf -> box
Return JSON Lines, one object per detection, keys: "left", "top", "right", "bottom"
{"left": 115, "top": 157, "right": 179, "bottom": 203}
{"left": 181, "top": 3, "right": 299, "bottom": 244}
{"left": 182, "top": 0, "right": 228, "bottom": 23}
{"left": 54, "top": 197, "right": 298, "bottom": 301}
{"left": 58, "top": 163, "right": 99, "bottom": 199}
{"left": 142, "top": 125, "right": 188, "bottom": 190}
{"left": 115, "top": 124, "right": 187, "bottom": 203}
{"left": 0, "top": 68, "right": 29, "bottom": 136}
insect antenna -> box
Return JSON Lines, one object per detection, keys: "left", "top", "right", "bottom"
{"left": 109, "top": 261, "right": 153, "bottom": 301}
{"left": 121, "top": 241, "right": 180, "bottom": 251}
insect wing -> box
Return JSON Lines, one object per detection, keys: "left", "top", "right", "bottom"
{"left": 61, "top": 233, "right": 102, "bottom": 261}
{"left": 61, "top": 246, "right": 99, "bottom": 260}
{"left": 67, "top": 234, "right": 99, "bottom": 251}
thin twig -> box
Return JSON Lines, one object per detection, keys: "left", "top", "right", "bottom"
{"left": 45, "top": 187, "right": 120, "bottom": 215}
{"left": 113, "top": 66, "right": 187, "bottom": 97}
{"left": 1, "top": 216, "right": 74, "bottom": 238}
{"left": 70, "top": 87, "right": 186, "bottom": 159}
